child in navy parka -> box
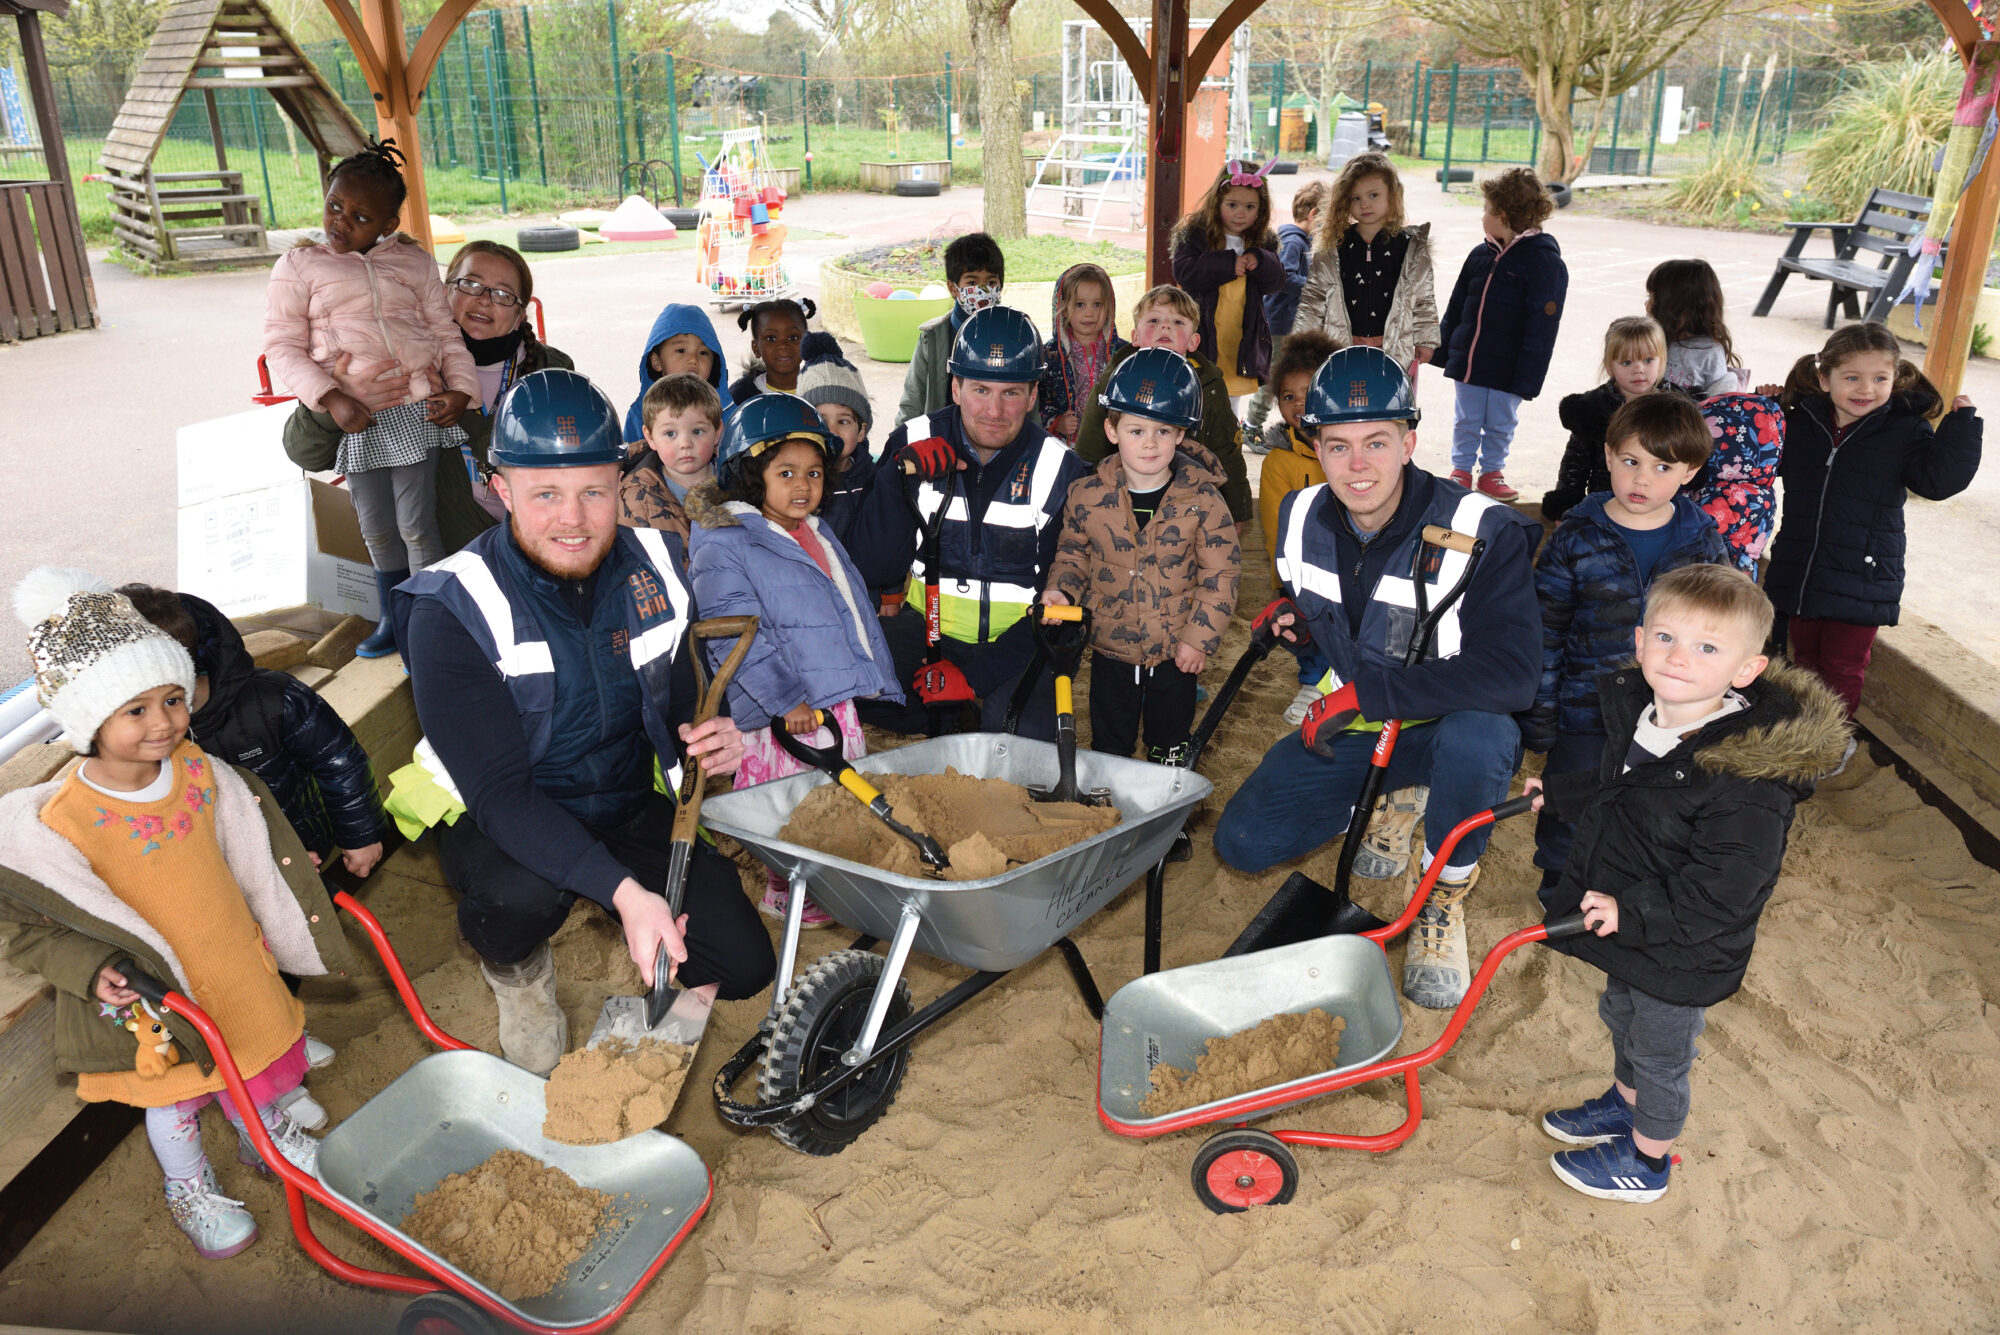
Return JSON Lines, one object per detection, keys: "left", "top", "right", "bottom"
{"left": 623, "top": 304, "right": 729, "bottom": 444}
{"left": 1436, "top": 168, "right": 1568, "bottom": 501}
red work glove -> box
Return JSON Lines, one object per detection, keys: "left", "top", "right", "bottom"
{"left": 1299, "top": 682, "right": 1362, "bottom": 757}
{"left": 1251, "top": 597, "right": 1311, "bottom": 649}
{"left": 913, "top": 660, "right": 977, "bottom": 705}
{"left": 896, "top": 435, "right": 957, "bottom": 481}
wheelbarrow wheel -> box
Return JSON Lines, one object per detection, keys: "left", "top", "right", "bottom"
{"left": 759, "top": 948, "right": 912, "bottom": 1156}
{"left": 1191, "top": 1129, "right": 1299, "bottom": 1213}
{"left": 399, "top": 1292, "right": 500, "bottom": 1335}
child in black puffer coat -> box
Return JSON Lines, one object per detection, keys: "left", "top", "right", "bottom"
{"left": 1759, "top": 323, "right": 1981, "bottom": 737}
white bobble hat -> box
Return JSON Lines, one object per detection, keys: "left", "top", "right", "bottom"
{"left": 13, "top": 567, "right": 195, "bottom": 752}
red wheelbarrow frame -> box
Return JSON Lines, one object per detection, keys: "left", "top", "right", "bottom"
{"left": 253, "top": 297, "right": 550, "bottom": 405}
{"left": 122, "top": 888, "right": 709, "bottom": 1335}
{"left": 1100, "top": 795, "right": 1585, "bottom": 1157}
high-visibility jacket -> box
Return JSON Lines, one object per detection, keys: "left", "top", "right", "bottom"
{"left": 873, "top": 407, "right": 1087, "bottom": 644}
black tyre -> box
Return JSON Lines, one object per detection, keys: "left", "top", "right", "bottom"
{"left": 1546, "top": 182, "right": 1573, "bottom": 209}
{"left": 1267, "top": 160, "right": 1299, "bottom": 175}
{"left": 516, "top": 225, "right": 580, "bottom": 253}
{"left": 893, "top": 179, "right": 943, "bottom": 197}
{"left": 758, "top": 948, "right": 911, "bottom": 1155}
{"left": 1434, "top": 167, "right": 1474, "bottom": 184}
{"left": 399, "top": 1292, "right": 500, "bottom": 1335}
{"left": 1191, "top": 1128, "right": 1299, "bottom": 1214}
{"left": 664, "top": 207, "right": 702, "bottom": 230}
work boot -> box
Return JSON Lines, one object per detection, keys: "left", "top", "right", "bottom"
{"left": 165, "top": 1162, "right": 258, "bottom": 1260}
{"left": 354, "top": 567, "right": 410, "bottom": 659}
{"left": 1402, "top": 864, "right": 1480, "bottom": 1009}
{"left": 1351, "top": 786, "right": 1428, "bottom": 879}
{"left": 480, "top": 941, "right": 567, "bottom": 1076}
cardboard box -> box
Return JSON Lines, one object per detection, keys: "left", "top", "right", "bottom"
{"left": 176, "top": 405, "right": 380, "bottom": 621}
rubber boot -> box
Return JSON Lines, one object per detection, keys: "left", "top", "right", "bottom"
{"left": 480, "top": 941, "right": 567, "bottom": 1076}
{"left": 1402, "top": 864, "right": 1480, "bottom": 1009}
{"left": 354, "top": 567, "right": 409, "bottom": 659}
{"left": 1352, "top": 785, "right": 1428, "bottom": 879}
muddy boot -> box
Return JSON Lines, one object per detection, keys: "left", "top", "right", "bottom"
{"left": 1352, "top": 785, "right": 1428, "bottom": 879}
{"left": 480, "top": 941, "right": 567, "bottom": 1076}
{"left": 1402, "top": 864, "right": 1480, "bottom": 1009}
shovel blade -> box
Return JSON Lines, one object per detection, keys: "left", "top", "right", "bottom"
{"left": 587, "top": 986, "right": 714, "bottom": 1050}
{"left": 1223, "top": 871, "right": 1391, "bottom": 958}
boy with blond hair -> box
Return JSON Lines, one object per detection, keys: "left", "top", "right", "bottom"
{"left": 1076, "top": 285, "right": 1252, "bottom": 525}
{"left": 1525, "top": 563, "right": 1847, "bottom": 1202}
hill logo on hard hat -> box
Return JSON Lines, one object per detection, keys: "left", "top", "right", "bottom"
{"left": 988, "top": 343, "right": 1007, "bottom": 364}
{"left": 556, "top": 413, "right": 578, "bottom": 445}
{"left": 1349, "top": 380, "right": 1370, "bottom": 408}
{"left": 1138, "top": 378, "right": 1157, "bottom": 404}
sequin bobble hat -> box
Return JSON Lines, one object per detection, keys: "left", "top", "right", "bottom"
{"left": 13, "top": 568, "right": 195, "bottom": 752}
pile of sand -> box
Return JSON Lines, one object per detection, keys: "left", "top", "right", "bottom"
{"left": 1141, "top": 1008, "right": 1348, "bottom": 1115}
{"left": 544, "top": 1038, "right": 696, "bottom": 1144}
{"left": 777, "top": 766, "right": 1121, "bottom": 880}
{"left": 401, "top": 1149, "right": 609, "bottom": 1302}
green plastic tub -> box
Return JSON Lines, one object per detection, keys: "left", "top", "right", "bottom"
{"left": 852, "top": 294, "right": 953, "bottom": 362}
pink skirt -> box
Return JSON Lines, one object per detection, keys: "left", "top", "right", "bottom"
{"left": 174, "top": 1034, "right": 309, "bottom": 1123}
{"left": 735, "top": 700, "right": 866, "bottom": 789}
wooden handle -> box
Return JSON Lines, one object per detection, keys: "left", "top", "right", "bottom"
{"left": 671, "top": 616, "right": 759, "bottom": 845}
{"left": 1420, "top": 524, "right": 1480, "bottom": 555}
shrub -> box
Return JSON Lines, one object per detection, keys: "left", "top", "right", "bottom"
{"left": 1665, "top": 135, "right": 1770, "bottom": 220}
{"left": 1800, "top": 55, "right": 1955, "bottom": 216}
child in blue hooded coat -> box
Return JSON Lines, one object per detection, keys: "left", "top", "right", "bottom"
{"left": 687, "top": 396, "right": 903, "bottom": 927}
{"left": 623, "top": 303, "right": 728, "bottom": 444}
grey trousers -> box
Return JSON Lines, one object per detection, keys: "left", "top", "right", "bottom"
{"left": 1600, "top": 977, "right": 1707, "bottom": 1141}
{"left": 347, "top": 456, "right": 443, "bottom": 572}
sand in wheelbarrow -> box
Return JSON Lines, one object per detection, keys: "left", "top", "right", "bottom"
{"left": 402, "top": 1148, "right": 611, "bottom": 1302}
{"left": 777, "top": 766, "right": 1121, "bottom": 880}
{"left": 544, "top": 1038, "right": 696, "bottom": 1144}
{"left": 1140, "top": 1008, "right": 1347, "bottom": 1116}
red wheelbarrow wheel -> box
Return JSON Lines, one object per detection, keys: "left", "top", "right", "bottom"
{"left": 399, "top": 1292, "right": 499, "bottom": 1335}
{"left": 1191, "top": 1129, "right": 1299, "bottom": 1213}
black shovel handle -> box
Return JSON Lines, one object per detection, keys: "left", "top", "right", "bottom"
{"left": 777, "top": 714, "right": 948, "bottom": 869}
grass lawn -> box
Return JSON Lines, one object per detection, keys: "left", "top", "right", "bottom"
{"left": 832, "top": 235, "right": 1144, "bottom": 286}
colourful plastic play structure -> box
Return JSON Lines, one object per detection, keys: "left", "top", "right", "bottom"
{"left": 695, "top": 128, "right": 791, "bottom": 309}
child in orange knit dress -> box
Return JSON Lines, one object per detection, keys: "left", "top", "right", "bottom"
{"left": 0, "top": 571, "right": 346, "bottom": 1261}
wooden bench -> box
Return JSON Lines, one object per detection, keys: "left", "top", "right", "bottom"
{"left": 1753, "top": 188, "right": 1934, "bottom": 329}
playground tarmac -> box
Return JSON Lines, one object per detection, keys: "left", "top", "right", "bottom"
{"left": 1, "top": 168, "right": 1996, "bottom": 683}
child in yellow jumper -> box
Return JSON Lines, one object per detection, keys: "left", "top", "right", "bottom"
{"left": 0, "top": 571, "right": 348, "bottom": 1262}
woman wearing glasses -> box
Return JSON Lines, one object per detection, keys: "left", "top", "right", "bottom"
{"left": 281, "top": 240, "right": 575, "bottom": 568}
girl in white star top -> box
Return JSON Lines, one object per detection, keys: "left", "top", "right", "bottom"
{"left": 1296, "top": 152, "right": 1440, "bottom": 381}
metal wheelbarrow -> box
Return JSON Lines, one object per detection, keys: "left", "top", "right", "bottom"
{"left": 1096, "top": 797, "right": 1588, "bottom": 1212}
{"left": 702, "top": 732, "right": 1211, "bottom": 1155}
{"left": 117, "top": 889, "right": 711, "bottom": 1335}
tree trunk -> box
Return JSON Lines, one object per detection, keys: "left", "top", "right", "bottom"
{"left": 1531, "top": 66, "right": 1575, "bottom": 184}
{"left": 966, "top": 0, "right": 1025, "bottom": 238}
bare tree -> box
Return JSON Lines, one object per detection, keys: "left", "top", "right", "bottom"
{"left": 966, "top": 0, "right": 1024, "bottom": 236}
{"left": 1255, "top": 0, "right": 1392, "bottom": 161}
{"left": 1398, "top": 0, "right": 1734, "bottom": 183}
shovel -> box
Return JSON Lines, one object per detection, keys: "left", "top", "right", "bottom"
{"left": 1009, "top": 603, "right": 1110, "bottom": 805}
{"left": 776, "top": 714, "right": 949, "bottom": 871}
{"left": 588, "top": 614, "right": 759, "bottom": 1052}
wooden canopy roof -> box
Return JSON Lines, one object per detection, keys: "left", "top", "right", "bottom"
{"left": 98, "top": 0, "right": 367, "bottom": 177}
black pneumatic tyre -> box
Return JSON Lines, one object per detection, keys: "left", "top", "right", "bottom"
{"left": 1267, "top": 160, "right": 1299, "bottom": 175}
{"left": 664, "top": 207, "right": 702, "bottom": 230}
{"left": 399, "top": 1292, "right": 501, "bottom": 1335}
{"left": 1191, "top": 1128, "right": 1300, "bottom": 1214}
{"left": 516, "top": 224, "right": 580, "bottom": 253}
{"left": 1546, "top": 182, "right": 1573, "bottom": 209}
{"left": 1434, "top": 167, "right": 1474, "bottom": 184}
{"left": 758, "top": 948, "right": 911, "bottom": 1156}
{"left": 893, "top": 179, "right": 943, "bottom": 197}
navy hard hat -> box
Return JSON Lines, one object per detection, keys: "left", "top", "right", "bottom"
{"left": 946, "top": 306, "right": 1044, "bottom": 383}
{"left": 489, "top": 368, "right": 625, "bottom": 468}
{"left": 1299, "top": 346, "right": 1421, "bottom": 431}
{"left": 715, "top": 393, "right": 830, "bottom": 491}
{"left": 1098, "top": 347, "right": 1202, "bottom": 429}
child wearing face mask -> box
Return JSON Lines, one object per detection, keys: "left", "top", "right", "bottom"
{"left": 896, "top": 232, "right": 1006, "bottom": 427}
{"left": 1170, "top": 160, "right": 1284, "bottom": 408}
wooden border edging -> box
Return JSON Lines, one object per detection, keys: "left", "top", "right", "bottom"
{"left": 1858, "top": 614, "right": 2000, "bottom": 821}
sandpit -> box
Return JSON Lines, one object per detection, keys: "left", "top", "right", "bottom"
{"left": 400, "top": 1149, "right": 609, "bottom": 1302}
{"left": 1141, "top": 1008, "right": 1348, "bottom": 1116}
{"left": 544, "top": 1038, "right": 696, "bottom": 1144}
{"left": 777, "top": 766, "right": 1121, "bottom": 880}
{"left": 4, "top": 522, "right": 1998, "bottom": 1334}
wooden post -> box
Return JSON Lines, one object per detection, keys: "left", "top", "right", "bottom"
{"left": 357, "top": 0, "right": 435, "bottom": 252}
{"left": 1146, "top": 0, "right": 1190, "bottom": 285}
{"left": 1922, "top": 41, "right": 2000, "bottom": 405}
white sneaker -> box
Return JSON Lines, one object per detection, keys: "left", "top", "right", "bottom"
{"left": 239, "top": 1110, "right": 319, "bottom": 1177}
{"left": 1283, "top": 685, "right": 1321, "bottom": 726}
{"left": 273, "top": 1085, "right": 328, "bottom": 1131}
{"left": 165, "top": 1163, "right": 259, "bottom": 1259}
{"left": 304, "top": 1034, "right": 336, "bottom": 1069}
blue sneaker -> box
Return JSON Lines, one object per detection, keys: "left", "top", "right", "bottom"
{"left": 1550, "top": 1134, "right": 1671, "bottom": 1203}
{"left": 1542, "top": 1086, "right": 1633, "bottom": 1145}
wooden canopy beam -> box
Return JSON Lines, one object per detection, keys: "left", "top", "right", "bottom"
{"left": 405, "top": 0, "right": 484, "bottom": 105}
{"left": 1070, "top": 0, "right": 1150, "bottom": 101}
{"left": 1185, "top": 0, "right": 1260, "bottom": 93}
{"left": 1918, "top": 1, "right": 1996, "bottom": 403}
